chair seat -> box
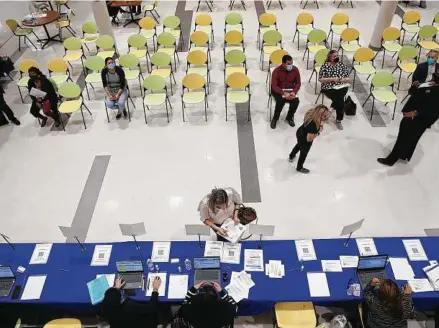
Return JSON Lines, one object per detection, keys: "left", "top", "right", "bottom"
{"left": 129, "top": 49, "right": 147, "bottom": 58}
{"left": 56, "top": 20, "right": 70, "bottom": 28}
{"left": 85, "top": 72, "right": 101, "bottom": 83}
{"left": 183, "top": 91, "right": 205, "bottom": 104}
{"left": 142, "top": 4, "right": 155, "bottom": 11}
{"left": 51, "top": 75, "right": 69, "bottom": 85}
{"left": 81, "top": 33, "right": 99, "bottom": 43}
{"left": 260, "top": 26, "right": 276, "bottom": 35}
{"left": 383, "top": 42, "right": 402, "bottom": 53}
{"left": 263, "top": 45, "right": 281, "bottom": 55}
{"left": 331, "top": 25, "right": 347, "bottom": 35}
{"left": 144, "top": 93, "right": 166, "bottom": 106}
{"left": 315, "top": 66, "right": 321, "bottom": 73}
{"left": 157, "top": 48, "right": 175, "bottom": 56}
{"left": 17, "top": 77, "right": 30, "bottom": 87}
{"left": 63, "top": 51, "right": 82, "bottom": 62}
{"left": 124, "top": 70, "right": 140, "bottom": 80}
{"left": 16, "top": 28, "right": 32, "bottom": 36}
{"left": 372, "top": 89, "right": 397, "bottom": 103}
{"left": 187, "top": 67, "right": 208, "bottom": 77}
{"left": 196, "top": 26, "right": 212, "bottom": 36}
{"left": 308, "top": 45, "right": 326, "bottom": 54}
{"left": 59, "top": 99, "right": 82, "bottom": 113}
{"left": 227, "top": 90, "right": 249, "bottom": 103}
{"left": 354, "top": 64, "right": 376, "bottom": 75}
{"left": 297, "top": 25, "right": 313, "bottom": 35}
{"left": 226, "top": 24, "right": 243, "bottom": 33}
{"left": 151, "top": 68, "right": 171, "bottom": 78}
{"left": 191, "top": 46, "right": 208, "bottom": 54}
{"left": 140, "top": 30, "right": 155, "bottom": 40}
{"left": 225, "top": 45, "right": 244, "bottom": 54}
{"left": 418, "top": 40, "right": 439, "bottom": 50}
{"left": 275, "top": 302, "right": 316, "bottom": 328}
{"left": 43, "top": 318, "right": 81, "bottom": 328}
{"left": 398, "top": 62, "right": 417, "bottom": 73}
{"left": 341, "top": 42, "right": 360, "bottom": 52}
{"left": 164, "top": 28, "right": 181, "bottom": 39}
{"left": 226, "top": 66, "right": 246, "bottom": 78}
{"left": 97, "top": 50, "right": 115, "bottom": 59}
{"left": 402, "top": 23, "right": 420, "bottom": 34}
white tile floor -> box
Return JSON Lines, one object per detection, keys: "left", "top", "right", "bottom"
{"left": 0, "top": 1, "right": 439, "bottom": 244}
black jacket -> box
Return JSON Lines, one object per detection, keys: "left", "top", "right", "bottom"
{"left": 27, "top": 76, "right": 58, "bottom": 104}
{"left": 101, "top": 66, "right": 126, "bottom": 89}
{"left": 412, "top": 62, "right": 439, "bottom": 84}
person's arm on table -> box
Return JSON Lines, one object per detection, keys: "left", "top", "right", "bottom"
{"left": 137, "top": 277, "right": 161, "bottom": 315}
{"left": 183, "top": 282, "right": 205, "bottom": 305}
{"left": 363, "top": 278, "right": 379, "bottom": 307}
{"left": 402, "top": 285, "right": 416, "bottom": 320}
{"left": 213, "top": 282, "right": 237, "bottom": 308}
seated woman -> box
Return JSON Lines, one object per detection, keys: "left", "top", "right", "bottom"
{"left": 318, "top": 50, "right": 351, "bottom": 130}
{"left": 27, "top": 67, "right": 60, "bottom": 127}
{"left": 180, "top": 282, "right": 237, "bottom": 328}
{"left": 364, "top": 277, "right": 416, "bottom": 328}
{"left": 101, "top": 57, "right": 129, "bottom": 120}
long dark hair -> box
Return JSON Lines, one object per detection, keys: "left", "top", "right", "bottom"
{"left": 378, "top": 279, "right": 403, "bottom": 317}
{"left": 207, "top": 189, "right": 228, "bottom": 214}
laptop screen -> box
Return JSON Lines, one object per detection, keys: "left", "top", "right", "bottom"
{"left": 194, "top": 257, "right": 220, "bottom": 270}
{"left": 116, "top": 261, "right": 143, "bottom": 272}
{"left": 358, "top": 255, "right": 388, "bottom": 270}
{"left": 0, "top": 267, "right": 14, "bottom": 278}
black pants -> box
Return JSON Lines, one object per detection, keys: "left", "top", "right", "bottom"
{"left": 322, "top": 87, "right": 348, "bottom": 122}
{"left": 290, "top": 129, "right": 313, "bottom": 169}
{"left": 272, "top": 92, "right": 299, "bottom": 122}
{"left": 30, "top": 100, "right": 60, "bottom": 123}
{"left": 0, "top": 92, "right": 16, "bottom": 124}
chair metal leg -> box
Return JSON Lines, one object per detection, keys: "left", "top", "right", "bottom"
{"left": 126, "top": 99, "right": 131, "bottom": 122}
{"left": 142, "top": 102, "right": 148, "bottom": 124}
{"left": 182, "top": 98, "right": 185, "bottom": 122}
{"left": 398, "top": 69, "right": 402, "bottom": 90}
{"left": 85, "top": 83, "right": 90, "bottom": 100}
{"left": 80, "top": 107, "right": 87, "bottom": 129}
{"left": 18, "top": 86, "right": 24, "bottom": 103}
{"left": 25, "top": 36, "right": 37, "bottom": 50}
{"left": 382, "top": 49, "right": 386, "bottom": 68}
{"left": 105, "top": 103, "right": 110, "bottom": 123}
{"left": 204, "top": 98, "right": 208, "bottom": 121}
{"left": 165, "top": 98, "right": 169, "bottom": 123}
{"left": 392, "top": 101, "right": 397, "bottom": 120}
{"left": 362, "top": 93, "right": 371, "bottom": 106}
{"left": 248, "top": 94, "right": 251, "bottom": 121}
{"left": 370, "top": 97, "right": 375, "bottom": 121}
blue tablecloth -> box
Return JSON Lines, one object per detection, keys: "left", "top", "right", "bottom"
{"left": 1, "top": 237, "right": 439, "bottom": 315}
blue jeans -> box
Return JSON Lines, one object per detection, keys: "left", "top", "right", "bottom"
{"left": 106, "top": 89, "right": 128, "bottom": 112}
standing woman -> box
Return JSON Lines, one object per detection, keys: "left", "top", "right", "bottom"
{"left": 318, "top": 50, "right": 351, "bottom": 130}
{"left": 289, "top": 105, "right": 329, "bottom": 174}
{"left": 101, "top": 57, "right": 129, "bottom": 120}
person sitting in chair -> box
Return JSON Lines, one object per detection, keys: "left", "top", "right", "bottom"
{"left": 101, "top": 57, "right": 129, "bottom": 120}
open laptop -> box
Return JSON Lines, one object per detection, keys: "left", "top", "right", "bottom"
{"left": 0, "top": 266, "right": 15, "bottom": 297}
{"left": 357, "top": 255, "right": 388, "bottom": 289}
{"left": 116, "top": 261, "right": 144, "bottom": 289}
{"left": 194, "top": 257, "right": 221, "bottom": 285}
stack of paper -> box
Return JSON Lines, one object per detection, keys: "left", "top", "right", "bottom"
{"left": 408, "top": 279, "right": 434, "bottom": 293}
{"left": 389, "top": 258, "right": 415, "bottom": 280}
{"left": 225, "top": 271, "right": 254, "bottom": 303}
{"left": 340, "top": 256, "right": 359, "bottom": 268}
{"left": 423, "top": 264, "right": 439, "bottom": 290}
{"left": 91, "top": 245, "right": 112, "bottom": 266}
{"left": 204, "top": 241, "right": 223, "bottom": 257}
{"left": 220, "top": 218, "right": 248, "bottom": 243}
{"left": 321, "top": 260, "right": 343, "bottom": 272}
{"left": 295, "top": 240, "right": 317, "bottom": 261}
{"left": 307, "top": 272, "right": 330, "bottom": 297}
{"left": 151, "top": 242, "right": 171, "bottom": 262}
{"left": 21, "top": 275, "right": 47, "bottom": 300}
{"left": 146, "top": 272, "right": 167, "bottom": 296}
{"left": 87, "top": 275, "right": 110, "bottom": 305}
{"left": 221, "top": 243, "right": 241, "bottom": 264}
{"left": 168, "top": 275, "right": 189, "bottom": 299}
{"left": 403, "top": 240, "right": 428, "bottom": 261}
{"left": 356, "top": 238, "right": 378, "bottom": 256}
{"left": 265, "top": 260, "right": 285, "bottom": 278}
{"left": 96, "top": 274, "right": 116, "bottom": 287}
{"left": 244, "top": 249, "right": 264, "bottom": 271}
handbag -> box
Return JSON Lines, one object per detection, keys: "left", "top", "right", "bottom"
{"left": 42, "top": 100, "right": 52, "bottom": 116}
{"left": 343, "top": 96, "right": 357, "bottom": 116}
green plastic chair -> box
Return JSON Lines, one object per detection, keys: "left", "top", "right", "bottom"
{"left": 260, "top": 30, "right": 282, "bottom": 70}
{"left": 6, "top": 19, "right": 38, "bottom": 51}
{"left": 303, "top": 29, "right": 327, "bottom": 70}
{"left": 63, "top": 37, "right": 85, "bottom": 71}
{"left": 142, "top": 75, "right": 171, "bottom": 124}
{"left": 96, "top": 35, "right": 115, "bottom": 59}
{"left": 417, "top": 25, "right": 439, "bottom": 54}
{"left": 150, "top": 52, "right": 176, "bottom": 94}
{"left": 363, "top": 72, "right": 397, "bottom": 121}
{"left": 224, "top": 49, "right": 247, "bottom": 80}
{"left": 433, "top": 12, "right": 439, "bottom": 29}
{"left": 58, "top": 82, "right": 91, "bottom": 130}
{"left": 392, "top": 46, "right": 418, "bottom": 90}
{"left": 84, "top": 56, "right": 105, "bottom": 100}
{"left": 225, "top": 12, "right": 243, "bottom": 33}
{"left": 81, "top": 21, "right": 99, "bottom": 53}
{"left": 119, "top": 54, "right": 143, "bottom": 96}
{"left": 163, "top": 16, "right": 183, "bottom": 50}
{"left": 309, "top": 48, "right": 329, "bottom": 94}
{"left": 157, "top": 32, "right": 179, "bottom": 70}
{"left": 128, "top": 34, "right": 149, "bottom": 61}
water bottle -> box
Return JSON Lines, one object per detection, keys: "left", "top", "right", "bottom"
{"left": 184, "top": 258, "right": 192, "bottom": 271}
{"left": 147, "top": 259, "right": 154, "bottom": 272}
{"left": 178, "top": 266, "right": 182, "bottom": 273}
{"left": 155, "top": 264, "right": 160, "bottom": 272}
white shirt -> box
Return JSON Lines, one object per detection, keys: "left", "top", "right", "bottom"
{"left": 198, "top": 188, "right": 242, "bottom": 225}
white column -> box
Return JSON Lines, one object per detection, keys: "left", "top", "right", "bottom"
{"left": 91, "top": 0, "right": 118, "bottom": 51}
{"left": 369, "top": 1, "right": 398, "bottom": 50}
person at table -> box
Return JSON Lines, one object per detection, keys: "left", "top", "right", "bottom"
{"left": 318, "top": 50, "right": 351, "bottom": 130}
{"left": 289, "top": 104, "right": 330, "bottom": 174}
{"left": 102, "top": 276, "right": 162, "bottom": 328}
{"left": 27, "top": 67, "right": 61, "bottom": 127}
{"left": 198, "top": 187, "right": 242, "bottom": 241}
{"left": 0, "top": 85, "right": 20, "bottom": 127}
{"left": 270, "top": 54, "right": 301, "bottom": 129}
{"left": 106, "top": 1, "right": 120, "bottom": 25}
{"left": 364, "top": 278, "right": 416, "bottom": 328}
{"left": 179, "top": 281, "right": 237, "bottom": 328}
{"left": 101, "top": 57, "right": 129, "bottom": 120}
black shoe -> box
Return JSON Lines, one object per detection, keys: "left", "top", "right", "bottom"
{"left": 297, "top": 168, "right": 310, "bottom": 174}
{"left": 270, "top": 120, "right": 277, "bottom": 129}
{"left": 377, "top": 157, "right": 395, "bottom": 166}
{"left": 0, "top": 121, "right": 8, "bottom": 127}
{"left": 286, "top": 119, "right": 295, "bottom": 127}
{"left": 11, "top": 118, "right": 21, "bottom": 126}
{"left": 116, "top": 112, "right": 122, "bottom": 120}
{"left": 41, "top": 117, "right": 48, "bottom": 127}
{"left": 288, "top": 154, "right": 296, "bottom": 162}
{"left": 123, "top": 109, "right": 128, "bottom": 118}
{"left": 55, "top": 121, "right": 61, "bottom": 127}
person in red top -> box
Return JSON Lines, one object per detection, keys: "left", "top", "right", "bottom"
{"left": 270, "top": 55, "right": 301, "bottom": 129}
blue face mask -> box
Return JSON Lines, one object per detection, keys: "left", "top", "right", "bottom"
{"left": 286, "top": 64, "right": 293, "bottom": 72}
{"left": 107, "top": 63, "right": 116, "bottom": 70}
{"left": 427, "top": 57, "right": 436, "bottom": 65}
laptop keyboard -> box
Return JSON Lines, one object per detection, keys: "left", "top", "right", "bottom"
{"left": 197, "top": 270, "right": 220, "bottom": 281}
{"left": 0, "top": 280, "right": 13, "bottom": 294}
{"left": 120, "top": 273, "right": 142, "bottom": 283}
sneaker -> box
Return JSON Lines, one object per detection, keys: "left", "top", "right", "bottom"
{"left": 335, "top": 121, "right": 344, "bottom": 130}
{"left": 288, "top": 154, "right": 296, "bottom": 162}
{"left": 377, "top": 158, "right": 395, "bottom": 167}
{"left": 123, "top": 109, "right": 128, "bottom": 118}
{"left": 11, "top": 118, "right": 21, "bottom": 126}
{"left": 116, "top": 112, "right": 122, "bottom": 120}
{"left": 41, "top": 117, "right": 48, "bottom": 127}
{"left": 286, "top": 118, "right": 295, "bottom": 127}
{"left": 270, "top": 120, "right": 277, "bottom": 129}
{"left": 296, "top": 168, "right": 310, "bottom": 174}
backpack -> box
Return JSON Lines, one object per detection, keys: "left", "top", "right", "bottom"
{"left": 343, "top": 96, "right": 357, "bottom": 116}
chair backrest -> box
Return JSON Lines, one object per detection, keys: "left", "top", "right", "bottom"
{"left": 269, "top": 49, "right": 289, "bottom": 65}
{"left": 128, "top": 34, "right": 147, "bottom": 48}
{"left": 225, "top": 49, "right": 246, "bottom": 65}
{"left": 43, "top": 318, "right": 82, "bottom": 328}
{"left": 58, "top": 82, "right": 81, "bottom": 98}
{"left": 190, "top": 31, "right": 209, "bottom": 46}
{"left": 6, "top": 19, "right": 18, "bottom": 32}
{"left": 331, "top": 12, "right": 349, "bottom": 26}
{"left": 47, "top": 77, "right": 58, "bottom": 92}
{"left": 314, "top": 48, "right": 329, "bottom": 65}
{"left": 64, "top": 37, "right": 82, "bottom": 51}
{"left": 297, "top": 12, "right": 314, "bottom": 26}
{"left": 119, "top": 53, "right": 139, "bottom": 69}
{"left": 82, "top": 21, "right": 98, "bottom": 34}
{"left": 85, "top": 56, "right": 105, "bottom": 71}
{"left": 259, "top": 13, "right": 276, "bottom": 27}
{"left": 382, "top": 27, "right": 400, "bottom": 42}
{"left": 187, "top": 50, "right": 208, "bottom": 65}
{"left": 275, "top": 302, "right": 316, "bottom": 328}
{"left": 18, "top": 59, "right": 39, "bottom": 73}
{"left": 195, "top": 14, "right": 212, "bottom": 26}
{"left": 157, "top": 32, "right": 176, "bottom": 46}
{"left": 163, "top": 15, "right": 181, "bottom": 29}
{"left": 341, "top": 28, "right": 359, "bottom": 42}
{"left": 66, "top": 9, "right": 73, "bottom": 21}
{"left": 96, "top": 35, "right": 115, "bottom": 50}
{"left": 226, "top": 72, "right": 249, "bottom": 89}
{"left": 182, "top": 73, "right": 205, "bottom": 89}
{"left": 262, "top": 30, "right": 282, "bottom": 44}
{"left": 225, "top": 12, "right": 242, "bottom": 26}
{"left": 398, "top": 45, "right": 418, "bottom": 61}
{"left": 48, "top": 58, "right": 68, "bottom": 73}
{"left": 143, "top": 75, "right": 166, "bottom": 91}
{"left": 434, "top": 12, "right": 439, "bottom": 24}
{"left": 371, "top": 72, "right": 394, "bottom": 88}
{"left": 151, "top": 52, "right": 171, "bottom": 67}
{"left": 139, "top": 17, "right": 156, "bottom": 30}
{"left": 308, "top": 29, "right": 327, "bottom": 43}
{"left": 353, "top": 47, "right": 375, "bottom": 63}
{"left": 224, "top": 30, "right": 243, "bottom": 45}
{"left": 403, "top": 10, "right": 421, "bottom": 25}
{"left": 418, "top": 25, "right": 438, "bottom": 40}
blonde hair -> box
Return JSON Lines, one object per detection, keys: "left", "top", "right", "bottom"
{"left": 303, "top": 105, "right": 329, "bottom": 130}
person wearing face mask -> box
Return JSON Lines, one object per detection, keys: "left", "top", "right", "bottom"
{"left": 318, "top": 50, "right": 351, "bottom": 130}
{"left": 102, "top": 276, "right": 162, "bottom": 328}
{"left": 377, "top": 51, "right": 439, "bottom": 166}
{"left": 101, "top": 57, "right": 129, "bottom": 120}
{"left": 27, "top": 67, "right": 61, "bottom": 127}
{"left": 270, "top": 55, "right": 301, "bottom": 129}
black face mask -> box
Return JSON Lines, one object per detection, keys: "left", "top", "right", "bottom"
{"left": 332, "top": 57, "right": 340, "bottom": 63}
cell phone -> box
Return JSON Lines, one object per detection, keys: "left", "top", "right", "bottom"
{"left": 12, "top": 285, "right": 21, "bottom": 300}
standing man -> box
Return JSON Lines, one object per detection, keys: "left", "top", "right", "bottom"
{"left": 270, "top": 55, "right": 301, "bottom": 129}
{"left": 0, "top": 85, "right": 20, "bottom": 127}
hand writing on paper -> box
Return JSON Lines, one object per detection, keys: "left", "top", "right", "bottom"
{"left": 152, "top": 276, "right": 161, "bottom": 292}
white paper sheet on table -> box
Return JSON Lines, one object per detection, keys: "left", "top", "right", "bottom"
{"left": 295, "top": 240, "right": 317, "bottom": 261}
{"left": 226, "top": 272, "right": 252, "bottom": 303}
{"left": 91, "top": 245, "right": 112, "bottom": 266}
{"left": 146, "top": 272, "right": 167, "bottom": 296}
{"left": 235, "top": 270, "right": 255, "bottom": 289}
{"left": 168, "top": 275, "right": 189, "bottom": 299}
{"left": 356, "top": 238, "right": 378, "bottom": 256}
{"left": 244, "top": 249, "right": 264, "bottom": 271}
{"left": 307, "top": 272, "right": 330, "bottom": 297}
{"left": 204, "top": 241, "right": 223, "bottom": 257}
{"left": 340, "top": 256, "right": 359, "bottom": 268}
{"left": 96, "top": 274, "right": 116, "bottom": 287}
{"left": 403, "top": 239, "right": 428, "bottom": 261}
{"left": 408, "top": 279, "right": 434, "bottom": 293}
{"left": 268, "top": 260, "right": 284, "bottom": 278}
{"left": 221, "top": 243, "right": 241, "bottom": 264}
{"left": 221, "top": 218, "right": 248, "bottom": 243}
{"left": 389, "top": 258, "right": 415, "bottom": 280}
{"left": 321, "top": 260, "right": 343, "bottom": 272}
{"left": 21, "top": 276, "right": 47, "bottom": 300}
{"left": 151, "top": 242, "right": 171, "bottom": 262}
{"left": 29, "top": 244, "right": 52, "bottom": 265}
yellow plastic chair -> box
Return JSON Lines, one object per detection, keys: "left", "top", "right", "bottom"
{"left": 225, "top": 72, "right": 251, "bottom": 121}
{"left": 260, "top": 30, "right": 282, "bottom": 71}
{"left": 293, "top": 13, "right": 314, "bottom": 50}
{"left": 138, "top": 17, "right": 157, "bottom": 51}
{"left": 417, "top": 25, "right": 439, "bottom": 57}
{"left": 195, "top": 14, "right": 214, "bottom": 46}
{"left": 401, "top": 10, "right": 421, "bottom": 44}
{"left": 142, "top": 75, "right": 171, "bottom": 124}
{"left": 48, "top": 58, "right": 73, "bottom": 88}
{"left": 150, "top": 52, "right": 176, "bottom": 94}
{"left": 58, "top": 82, "right": 92, "bottom": 130}
{"left": 266, "top": 49, "right": 289, "bottom": 91}
{"left": 257, "top": 13, "right": 278, "bottom": 49}
{"left": 274, "top": 302, "right": 316, "bottom": 328}
{"left": 328, "top": 13, "right": 349, "bottom": 48}
{"left": 142, "top": 0, "right": 160, "bottom": 24}
{"left": 363, "top": 72, "right": 397, "bottom": 121}
{"left": 190, "top": 31, "right": 211, "bottom": 62}
{"left": 56, "top": 9, "right": 75, "bottom": 40}
{"left": 224, "top": 30, "right": 244, "bottom": 55}
{"left": 225, "top": 12, "right": 243, "bottom": 33}
{"left": 302, "top": 29, "right": 327, "bottom": 70}
{"left": 224, "top": 49, "right": 247, "bottom": 81}
{"left": 95, "top": 35, "right": 116, "bottom": 59}
{"left": 43, "top": 318, "right": 81, "bottom": 328}
{"left": 181, "top": 73, "right": 208, "bottom": 121}
{"left": 17, "top": 59, "right": 39, "bottom": 103}
{"left": 381, "top": 27, "right": 402, "bottom": 68}
{"left": 352, "top": 47, "right": 376, "bottom": 88}
{"left": 339, "top": 28, "right": 360, "bottom": 58}
{"left": 6, "top": 19, "right": 38, "bottom": 51}
{"left": 81, "top": 21, "right": 99, "bottom": 53}
{"left": 309, "top": 48, "right": 329, "bottom": 94}
{"left": 392, "top": 46, "right": 418, "bottom": 90}
{"left": 186, "top": 50, "right": 210, "bottom": 92}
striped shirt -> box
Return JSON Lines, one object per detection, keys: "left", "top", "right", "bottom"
{"left": 364, "top": 283, "right": 416, "bottom": 328}
{"left": 183, "top": 286, "right": 237, "bottom": 307}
